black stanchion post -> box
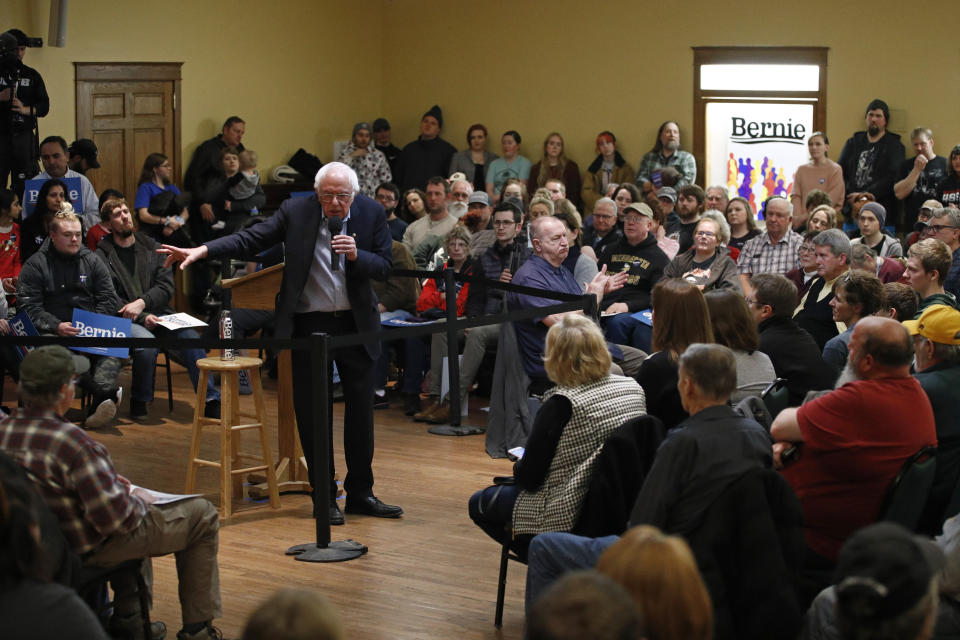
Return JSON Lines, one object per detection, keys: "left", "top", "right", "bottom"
{"left": 429, "top": 268, "right": 484, "bottom": 437}
{"left": 285, "top": 332, "right": 365, "bottom": 562}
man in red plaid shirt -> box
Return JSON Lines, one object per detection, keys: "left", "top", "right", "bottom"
{"left": 0, "top": 345, "right": 223, "bottom": 640}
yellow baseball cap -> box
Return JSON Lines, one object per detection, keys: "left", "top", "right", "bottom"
{"left": 903, "top": 305, "right": 960, "bottom": 345}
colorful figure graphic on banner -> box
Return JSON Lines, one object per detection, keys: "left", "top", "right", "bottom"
{"left": 729, "top": 153, "right": 794, "bottom": 219}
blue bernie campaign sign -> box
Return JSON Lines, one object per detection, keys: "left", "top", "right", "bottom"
{"left": 71, "top": 309, "right": 131, "bottom": 358}
{"left": 8, "top": 311, "right": 39, "bottom": 360}
{"left": 22, "top": 177, "right": 83, "bottom": 218}
{"left": 631, "top": 309, "right": 653, "bottom": 326}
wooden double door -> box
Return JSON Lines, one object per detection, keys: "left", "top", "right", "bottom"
{"left": 75, "top": 63, "right": 182, "bottom": 200}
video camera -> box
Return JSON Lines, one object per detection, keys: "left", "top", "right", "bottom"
{"left": 0, "top": 29, "right": 42, "bottom": 70}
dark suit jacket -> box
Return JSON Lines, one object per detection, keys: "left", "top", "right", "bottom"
{"left": 204, "top": 193, "right": 392, "bottom": 359}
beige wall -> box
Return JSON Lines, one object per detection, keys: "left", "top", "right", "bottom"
{"left": 3, "top": 0, "right": 959, "bottom": 185}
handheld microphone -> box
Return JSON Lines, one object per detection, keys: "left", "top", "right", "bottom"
{"left": 328, "top": 216, "right": 343, "bottom": 271}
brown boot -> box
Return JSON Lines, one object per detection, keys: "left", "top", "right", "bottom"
{"left": 424, "top": 400, "right": 451, "bottom": 424}
{"left": 413, "top": 397, "right": 441, "bottom": 422}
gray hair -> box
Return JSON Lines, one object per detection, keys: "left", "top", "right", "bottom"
{"left": 678, "top": 343, "right": 737, "bottom": 401}
{"left": 314, "top": 161, "right": 360, "bottom": 195}
{"left": 594, "top": 197, "right": 617, "bottom": 215}
{"left": 699, "top": 210, "right": 731, "bottom": 245}
{"left": 706, "top": 185, "right": 729, "bottom": 200}
{"left": 451, "top": 179, "right": 473, "bottom": 195}
{"left": 848, "top": 244, "right": 878, "bottom": 271}
{"left": 766, "top": 196, "right": 794, "bottom": 217}
{"left": 814, "top": 228, "right": 851, "bottom": 257}
{"left": 932, "top": 208, "right": 960, "bottom": 228}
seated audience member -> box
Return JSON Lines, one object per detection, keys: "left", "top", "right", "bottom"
{"left": 906, "top": 238, "right": 960, "bottom": 316}
{"left": 797, "top": 189, "right": 836, "bottom": 234}
{"left": 848, "top": 243, "right": 906, "bottom": 284}
{"left": 581, "top": 197, "right": 621, "bottom": 255}
{"left": 635, "top": 120, "right": 697, "bottom": 189}
{"left": 822, "top": 270, "right": 885, "bottom": 378}
{"left": 374, "top": 182, "right": 406, "bottom": 242}
{"left": 448, "top": 124, "right": 498, "bottom": 193}
{"left": 506, "top": 216, "right": 634, "bottom": 394}
{"left": 33, "top": 135, "right": 100, "bottom": 230}
{"left": 529, "top": 133, "right": 581, "bottom": 210}
{"left": 527, "top": 194, "right": 553, "bottom": 222}
{"left": 786, "top": 231, "right": 822, "bottom": 301}
{"left": 850, "top": 202, "right": 903, "bottom": 258}
{"left": 0, "top": 452, "right": 110, "bottom": 640}
{"left": 882, "top": 282, "right": 920, "bottom": 321}
{"left": 525, "top": 343, "right": 772, "bottom": 606}
{"left": 664, "top": 211, "right": 740, "bottom": 292}
{"left": 241, "top": 588, "right": 344, "bottom": 640}
{"left": 371, "top": 240, "right": 420, "bottom": 407}
{"left": 402, "top": 176, "right": 456, "bottom": 258}
{"left": 20, "top": 177, "right": 67, "bottom": 265}
{"left": 399, "top": 187, "right": 427, "bottom": 224}
{"left": 738, "top": 196, "right": 803, "bottom": 296}
{"left": 134, "top": 152, "right": 190, "bottom": 244}
{"left": 705, "top": 289, "right": 776, "bottom": 402}
{"left": 611, "top": 183, "right": 641, "bottom": 222}
{"left": 904, "top": 199, "right": 941, "bottom": 250}
{"left": 393, "top": 105, "right": 457, "bottom": 193}
{"left": 657, "top": 185, "right": 678, "bottom": 225}
{"left": 462, "top": 191, "right": 495, "bottom": 255}
{"left": 67, "top": 138, "right": 100, "bottom": 175}
{"left": 582, "top": 131, "right": 634, "bottom": 214}
{"left": 647, "top": 194, "right": 679, "bottom": 261}
{"left": 486, "top": 130, "right": 531, "bottom": 203}
{"left": 500, "top": 178, "right": 530, "bottom": 213}
{"left": 794, "top": 228, "right": 851, "bottom": 350}
{"left": 725, "top": 196, "right": 761, "bottom": 253}
{"left": 553, "top": 206, "right": 598, "bottom": 290}
{"left": 336, "top": 122, "right": 392, "bottom": 197}
{"left": 634, "top": 280, "right": 714, "bottom": 429}
{"left": 0, "top": 346, "right": 223, "bottom": 640}
{"left": 17, "top": 211, "right": 123, "bottom": 429}
{"left": 85, "top": 188, "right": 126, "bottom": 252}
{"left": 928, "top": 207, "right": 960, "bottom": 300}
{"left": 468, "top": 314, "right": 645, "bottom": 556}
{"left": 771, "top": 317, "right": 936, "bottom": 591}
{"left": 95, "top": 198, "right": 221, "bottom": 419}
{"left": 598, "top": 203, "right": 669, "bottom": 352}
{"left": 667, "top": 184, "right": 704, "bottom": 253}
{"left": 705, "top": 184, "right": 730, "bottom": 214}
{"left": 807, "top": 203, "right": 838, "bottom": 233}
{"left": 0, "top": 189, "right": 22, "bottom": 289}
{"left": 596, "top": 525, "right": 714, "bottom": 640}
{"left": 802, "top": 522, "right": 944, "bottom": 640}
{"left": 906, "top": 306, "right": 960, "bottom": 535}
{"left": 750, "top": 273, "right": 835, "bottom": 406}
{"left": 527, "top": 571, "right": 644, "bottom": 640}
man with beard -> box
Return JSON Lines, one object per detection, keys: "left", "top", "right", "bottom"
{"left": 894, "top": 128, "right": 948, "bottom": 232}
{"left": 771, "top": 317, "right": 936, "bottom": 589}
{"left": 634, "top": 121, "right": 697, "bottom": 189}
{"left": 96, "top": 198, "right": 220, "bottom": 419}
{"left": 374, "top": 182, "right": 405, "bottom": 241}
{"left": 402, "top": 176, "right": 456, "bottom": 257}
{"left": 837, "top": 99, "right": 905, "bottom": 230}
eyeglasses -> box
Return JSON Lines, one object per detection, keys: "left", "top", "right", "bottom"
{"left": 623, "top": 216, "right": 646, "bottom": 224}
{"left": 695, "top": 230, "right": 716, "bottom": 238}
{"left": 799, "top": 245, "right": 815, "bottom": 254}
{"left": 319, "top": 193, "right": 353, "bottom": 203}
{"left": 593, "top": 214, "right": 616, "bottom": 220}
{"left": 493, "top": 220, "right": 516, "bottom": 227}
{"left": 744, "top": 296, "right": 757, "bottom": 306}
{"left": 929, "top": 224, "right": 959, "bottom": 232}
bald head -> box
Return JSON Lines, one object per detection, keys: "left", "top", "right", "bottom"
{"left": 849, "top": 316, "right": 914, "bottom": 378}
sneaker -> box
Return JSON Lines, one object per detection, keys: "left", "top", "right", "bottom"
{"left": 237, "top": 369, "right": 252, "bottom": 395}
{"left": 373, "top": 392, "right": 389, "bottom": 410}
{"left": 412, "top": 397, "right": 439, "bottom": 421}
{"left": 176, "top": 624, "right": 222, "bottom": 640}
{"left": 210, "top": 220, "right": 226, "bottom": 230}
{"left": 109, "top": 613, "right": 167, "bottom": 640}
{"left": 130, "top": 399, "right": 149, "bottom": 418}
{"left": 84, "top": 399, "right": 117, "bottom": 429}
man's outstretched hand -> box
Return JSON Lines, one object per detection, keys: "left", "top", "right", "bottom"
{"left": 158, "top": 244, "right": 208, "bottom": 270}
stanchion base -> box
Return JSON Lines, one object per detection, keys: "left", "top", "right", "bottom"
{"left": 428, "top": 423, "right": 485, "bottom": 436}
{"left": 286, "top": 540, "right": 367, "bottom": 562}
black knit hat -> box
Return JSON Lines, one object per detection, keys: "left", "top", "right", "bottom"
{"left": 423, "top": 105, "right": 443, "bottom": 128}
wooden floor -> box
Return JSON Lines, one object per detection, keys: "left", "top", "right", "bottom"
{"left": 27, "top": 361, "right": 527, "bottom": 639}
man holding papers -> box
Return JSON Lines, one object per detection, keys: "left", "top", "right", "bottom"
{"left": 96, "top": 197, "right": 220, "bottom": 419}
{"left": 17, "top": 210, "right": 123, "bottom": 429}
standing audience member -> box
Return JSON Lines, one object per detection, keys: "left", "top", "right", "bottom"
{"left": 936, "top": 145, "right": 960, "bottom": 208}
{"left": 487, "top": 130, "right": 531, "bottom": 203}
{"left": 705, "top": 289, "right": 776, "bottom": 402}
{"left": 837, "top": 99, "right": 905, "bottom": 230}
{"left": 337, "top": 122, "right": 392, "bottom": 197}
{"left": 581, "top": 131, "right": 634, "bottom": 214}
{"left": 738, "top": 196, "right": 803, "bottom": 296}
{"left": 850, "top": 202, "right": 903, "bottom": 257}
{"left": 790, "top": 132, "right": 844, "bottom": 230}
{"left": 0, "top": 29, "right": 48, "bottom": 197}
{"left": 372, "top": 118, "right": 401, "bottom": 177}
{"left": 529, "top": 132, "right": 582, "bottom": 210}
{"left": 635, "top": 121, "right": 696, "bottom": 189}
{"left": 895, "top": 127, "right": 948, "bottom": 231}
{"left": 394, "top": 105, "right": 456, "bottom": 193}
{"left": 793, "top": 228, "right": 851, "bottom": 351}
{"left": 0, "top": 346, "right": 223, "bottom": 640}
{"left": 905, "top": 238, "right": 960, "bottom": 316}
{"left": 448, "top": 124, "right": 498, "bottom": 193}
{"left": 821, "top": 270, "right": 886, "bottom": 379}
{"left": 33, "top": 135, "right": 99, "bottom": 230}
{"left": 184, "top": 116, "right": 245, "bottom": 234}
{"left": 927, "top": 208, "right": 960, "bottom": 299}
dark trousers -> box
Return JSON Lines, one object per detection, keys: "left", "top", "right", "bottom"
{"left": 468, "top": 483, "right": 532, "bottom": 559}
{"left": 0, "top": 128, "right": 38, "bottom": 197}
{"left": 292, "top": 311, "right": 375, "bottom": 504}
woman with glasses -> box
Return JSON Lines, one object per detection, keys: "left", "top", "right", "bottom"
{"left": 786, "top": 231, "right": 822, "bottom": 301}
{"left": 664, "top": 211, "right": 740, "bottom": 292}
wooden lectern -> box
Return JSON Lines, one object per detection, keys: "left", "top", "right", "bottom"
{"left": 221, "top": 264, "right": 310, "bottom": 495}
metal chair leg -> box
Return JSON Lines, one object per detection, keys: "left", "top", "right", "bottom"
{"left": 495, "top": 538, "right": 510, "bottom": 628}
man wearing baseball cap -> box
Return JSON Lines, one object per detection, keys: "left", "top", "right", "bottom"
{"left": 598, "top": 202, "right": 669, "bottom": 353}
{"left": 906, "top": 305, "right": 960, "bottom": 535}
{"left": 0, "top": 345, "right": 224, "bottom": 640}
{"left": 67, "top": 138, "right": 101, "bottom": 175}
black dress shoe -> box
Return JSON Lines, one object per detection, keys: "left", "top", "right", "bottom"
{"left": 329, "top": 503, "right": 345, "bottom": 526}
{"left": 402, "top": 393, "right": 421, "bottom": 416}
{"left": 345, "top": 495, "right": 403, "bottom": 518}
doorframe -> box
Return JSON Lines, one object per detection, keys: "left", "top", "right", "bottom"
{"left": 74, "top": 62, "right": 183, "bottom": 187}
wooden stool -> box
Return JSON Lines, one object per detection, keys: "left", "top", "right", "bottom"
{"left": 186, "top": 356, "right": 280, "bottom": 519}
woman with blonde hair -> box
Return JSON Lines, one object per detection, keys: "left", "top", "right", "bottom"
{"left": 597, "top": 525, "right": 714, "bottom": 640}
{"left": 806, "top": 203, "right": 837, "bottom": 232}
{"left": 529, "top": 132, "right": 582, "bottom": 210}
{"left": 468, "top": 314, "right": 645, "bottom": 557}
